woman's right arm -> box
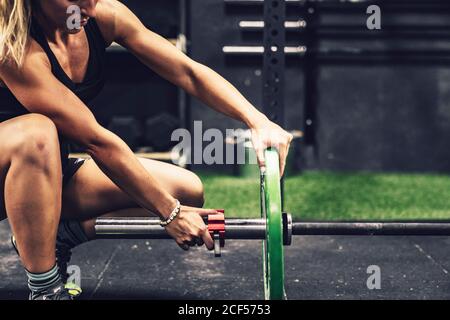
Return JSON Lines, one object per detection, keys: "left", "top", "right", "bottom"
{"left": 0, "top": 47, "right": 215, "bottom": 250}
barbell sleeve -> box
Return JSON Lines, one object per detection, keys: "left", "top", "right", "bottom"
{"left": 222, "top": 46, "right": 307, "bottom": 56}
{"left": 239, "top": 20, "right": 307, "bottom": 30}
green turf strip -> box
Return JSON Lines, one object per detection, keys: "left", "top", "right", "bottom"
{"left": 198, "top": 171, "right": 450, "bottom": 221}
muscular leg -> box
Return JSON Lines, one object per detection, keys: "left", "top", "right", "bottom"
{"left": 61, "top": 157, "right": 205, "bottom": 239}
{"left": 0, "top": 114, "right": 62, "bottom": 273}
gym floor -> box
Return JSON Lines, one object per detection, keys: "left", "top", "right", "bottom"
{"left": 2, "top": 171, "right": 450, "bottom": 300}
{"left": 1, "top": 220, "right": 450, "bottom": 300}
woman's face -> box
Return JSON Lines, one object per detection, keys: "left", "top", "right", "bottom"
{"left": 36, "top": 0, "right": 99, "bottom": 33}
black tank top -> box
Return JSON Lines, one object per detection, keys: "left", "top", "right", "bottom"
{"left": 0, "top": 17, "right": 107, "bottom": 170}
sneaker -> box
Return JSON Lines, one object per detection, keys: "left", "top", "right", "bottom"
{"left": 29, "top": 281, "right": 74, "bottom": 300}
{"left": 11, "top": 235, "right": 82, "bottom": 298}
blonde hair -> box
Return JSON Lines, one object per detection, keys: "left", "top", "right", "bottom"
{"left": 0, "top": 0, "right": 32, "bottom": 67}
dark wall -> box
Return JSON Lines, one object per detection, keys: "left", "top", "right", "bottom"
{"left": 85, "top": 0, "right": 450, "bottom": 172}
{"left": 316, "top": 65, "right": 450, "bottom": 172}
{"left": 89, "top": 0, "right": 181, "bottom": 130}
{"left": 188, "top": 0, "right": 303, "bottom": 133}
{"left": 189, "top": 0, "right": 450, "bottom": 173}
{"left": 313, "top": 2, "right": 450, "bottom": 172}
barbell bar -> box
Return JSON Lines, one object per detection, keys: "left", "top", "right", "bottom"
{"left": 96, "top": 217, "right": 268, "bottom": 240}
{"left": 95, "top": 217, "right": 450, "bottom": 240}
{"left": 94, "top": 148, "right": 450, "bottom": 300}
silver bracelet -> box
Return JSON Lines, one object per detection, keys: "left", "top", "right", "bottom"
{"left": 160, "top": 200, "right": 181, "bottom": 227}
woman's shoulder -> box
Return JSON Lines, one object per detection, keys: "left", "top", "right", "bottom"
{"left": 93, "top": 0, "right": 123, "bottom": 47}
{"left": 0, "top": 39, "right": 50, "bottom": 81}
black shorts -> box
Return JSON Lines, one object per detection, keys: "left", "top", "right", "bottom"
{"left": 62, "top": 158, "right": 86, "bottom": 187}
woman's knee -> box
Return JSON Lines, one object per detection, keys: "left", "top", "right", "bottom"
{"left": 138, "top": 158, "right": 206, "bottom": 208}
{"left": 180, "top": 171, "right": 205, "bottom": 208}
{"left": 6, "top": 114, "right": 60, "bottom": 167}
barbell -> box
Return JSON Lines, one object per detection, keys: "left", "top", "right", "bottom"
{"left": 95, "top": 148, "right": 450, "bottom": 300}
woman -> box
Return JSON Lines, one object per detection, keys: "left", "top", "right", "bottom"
{"left": 0, "top": 0, "right": 293, "bottom": 300}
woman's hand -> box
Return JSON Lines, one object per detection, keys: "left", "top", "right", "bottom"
{"left": 164, "top": 206, "right": 218, "bottom": 251}
{"left": 250, "top": 118, "right": 294, "bottom": 177}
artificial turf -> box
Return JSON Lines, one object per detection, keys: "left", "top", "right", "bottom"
{"left": 198, "top": 171, "right": 450, "bottom": 221}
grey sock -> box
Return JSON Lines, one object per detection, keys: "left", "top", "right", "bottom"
{"left": 26, "top": 264, "right": 61, "bottom": 293}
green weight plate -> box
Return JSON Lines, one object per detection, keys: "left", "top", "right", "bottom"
{"left": 261, "top": 148, "right": 286, "bottom": 300}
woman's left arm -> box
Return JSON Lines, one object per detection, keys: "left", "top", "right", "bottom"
{"left": 106, "top": 0, "right": 293, "bottom": 174}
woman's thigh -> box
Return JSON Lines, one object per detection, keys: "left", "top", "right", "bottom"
{"left": 0, "top": 114, "right": 61, "bottom": 221}
{"left": 61, "top": 157, "right": 205, "bottom": 221}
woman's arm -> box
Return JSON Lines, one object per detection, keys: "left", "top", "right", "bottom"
{"left": 0, "top": 51, "right": 177, "bottom": 219}
{"left": 110, "top": 1, "right": 266, "bottom": 127}
{"left": 108, "top": 0, "right": 293, "bottom": 174}
{"left": 0, "top": 46, "right": 218, "bottom": 255}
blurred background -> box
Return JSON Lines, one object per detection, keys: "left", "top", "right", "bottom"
{"left": 82, "top": 0, "right": 450, "bottom": 220}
